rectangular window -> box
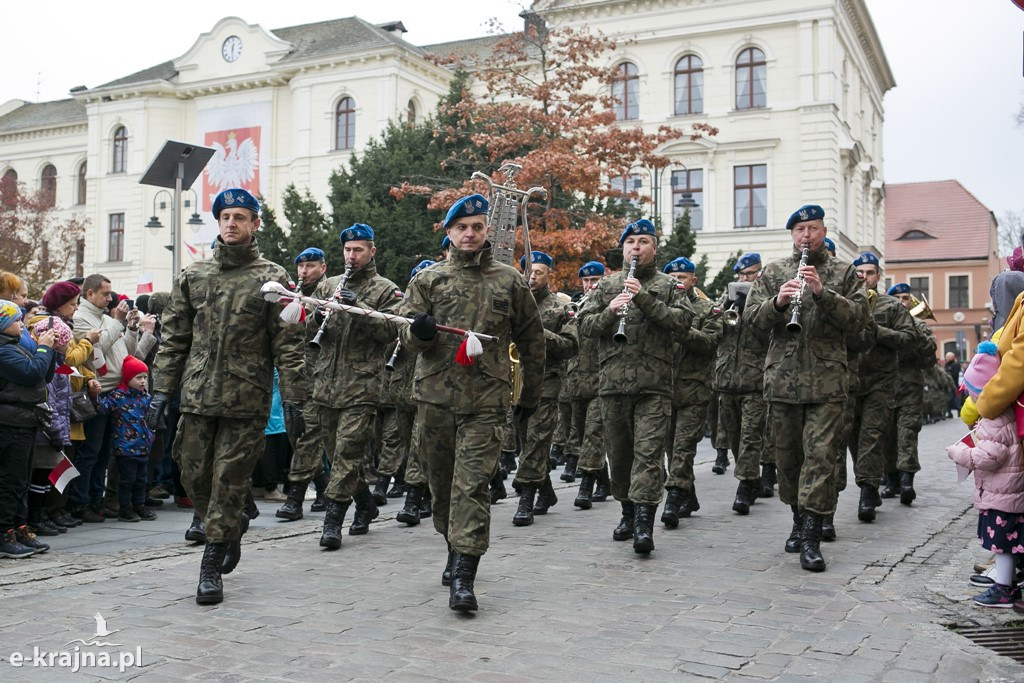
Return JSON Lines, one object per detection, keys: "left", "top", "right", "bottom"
{"left": 108, "top": 213, "right": 124, "bottom": 262}
{"left": 609, "top": 174, "right": 641, "bottom": 208}
{"left": 909, "top": 276, "right": 930, "bottom": 303}
{"left": 671, "top": 169, "right": 703, "bottom": 230}
{"left": 734, "top": 164, "right": 767, "bottom": 228}
{"left": 949, "top": 275, "right": 969, "bottom": 309}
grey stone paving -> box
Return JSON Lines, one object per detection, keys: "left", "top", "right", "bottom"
{"left": 1, "top": 416, "right": 1022, "bottom": 681}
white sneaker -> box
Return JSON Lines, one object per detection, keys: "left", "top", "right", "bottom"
{"left": 970, "top": 566, "right": 996, "bottom": 587}
{"left": 304, "top": 485, "right": 316, "bottom": 501}
{"left": 264, "top": 486, "right": 288, "bottom": 503}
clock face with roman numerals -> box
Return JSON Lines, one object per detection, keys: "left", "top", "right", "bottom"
{"left": 222, "top": 36, "right": 242, "bottom": 62}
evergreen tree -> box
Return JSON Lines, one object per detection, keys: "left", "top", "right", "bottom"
{"left": 659, "top": 209, "right": 697, "bottom": 269}
{"left": 280, "top": 185, "right": 332, "bottom": 273}
{"left": 257, "top": 198, "right": 290, "bottom": 271}
{"left": 701, "top": 250, "right": 743, "bottom": 300}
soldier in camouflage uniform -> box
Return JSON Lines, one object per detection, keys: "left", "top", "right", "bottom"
{"left": 578, "top": 219, "right": 694, "bottom": 555}
{"left": 714, "top": 252, "right": 772, "bottom": 515}
{"left": 511, "top": 251, "right": 577, "bottom": 526}
{"left": 400, "top": 194, "right": 544, "bottom": 611}
{"left": 661, "top": 257, "right": 723, "bottom": 526}
{"left": 148, "top": 188, "right": 307, "bottom": 605}
{"left": 275, "top": 247, "right": 331, "bottom": 522}
{"left": 744, "top": 205, "right": 867, "bottom": 572}
{"left": 845, "top": 253, "right": 916, "bottom": 523}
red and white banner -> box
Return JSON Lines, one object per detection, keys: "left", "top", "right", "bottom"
{"left": 202, "top": 126, "right": 262, "bottom": 212}
{"left": 48, "top": 454, "right": 80, "bottom": 493}
{"left": 136, "top": 273, "right": 153, "bottom": 294}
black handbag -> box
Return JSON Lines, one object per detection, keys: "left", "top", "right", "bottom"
{"left": 70, "top": 391, "right": 97, "bottom": 422}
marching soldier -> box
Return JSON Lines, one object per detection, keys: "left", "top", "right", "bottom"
{"left": 149, "top": 188, "right": 307, "bottom": 604}
{"left": 578, "top": 219, "right": 694, "bottom": 555}
{"left": 744, "top": 205, "right": 868, "bottom": 572}
{"left": 313, "top": 224, "right": 402, "bottom": 549}
{"left": 400, "top": 194, "right": 544, "bottom": 611}
{"left": 661, "top": 257, "right": 723, "bottom": 526}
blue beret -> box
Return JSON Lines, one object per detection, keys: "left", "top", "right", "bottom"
{"left": 520, "top": 251, "right": 553, "bottom": 270}
{"left": 853, "top": 252, "right": 880, "bottom": 268}
{"left": 340, "top": 223, "right": 375, "bottom": 244}
{"left": 293, "top": 247, "right": 326, "bottom": 264}
{"left": 733, "top": 252, "right": 761, "bottom": 273}
{"left": 887, "top": 283, "right": 911, "bottom": 296}
{"left": 617, "top": 218, "right": 657, "bottom": 246}
{"left": 443, "top": 193, "right": 489, "bottom": 229}
{"left": 785, "top": 204, "right": 825, "bottom": 230}
{"left": 410, "top": 259, "right": 435, "bottom": 279}
{"left": 664, "top": 256, "right": 695, "bottom": 274}
{"left": 823, "top": 237, "right": 836, "bottom": 254}
{"left": 578, "top": 261, "right": 605, "bottom": 278}
{"left": 212, "top": 188, "right": 259, "bottom": 219}
{"left": 440, "top": 235, "right": 451, "bottom": 250}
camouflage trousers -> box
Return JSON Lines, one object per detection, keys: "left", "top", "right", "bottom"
{"left": 718, "top": 392, "right": 767, "bottom": 482}
{"left": 552, "top": 399, "right": 571, "bottom": 451}
{"left": 883, "top": 387, "right": 923, "bottom": 474}
{"left": 665, "top": 401, "right": 709, "bottom": 492}
{"left": 318, "top": 404, "right": 376, "bottom": 504}
{"left": 405, "top": 407, "right": 427, "bottom": 487}
{"left": 499, "top": 406, "right": 519, "bottom": 454}
{"left": 849, "top": 384, "right": 894, "bottom": 487}
{"left": 707, "top": 393, "right": 728, "bottom": 451}
{"left": 285, "top": 402, "right": 326, "bottom": 484}
{"left": 834, "top": 393, "right": 856, "bottom": 494}
{"left": 418, "top": 402, "right": 503, "bottom": 557}
{"left": 601, "top": 394, "right": 670, "bottom": 505}
{"left": 767, "top": 401, "right": 843, "bottom": 516}
{"left": 175, "top": 413, "right": 265, "bottom": 544}
{"left": 378, "top": 403, "right": 415, "bottom": 477}
{"left": 570, "top": 397, "right": 606, "bottom": 473}
{"left": 513, "top": 396, "right": 558, "bottom": 487}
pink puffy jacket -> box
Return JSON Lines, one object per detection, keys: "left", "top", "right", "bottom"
{"left": 947, "top": 408, "right": 1024, "bottom": 514}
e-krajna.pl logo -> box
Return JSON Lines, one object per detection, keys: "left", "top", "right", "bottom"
{"left": 4, "top": 613, "right": 142, "bottom": 674}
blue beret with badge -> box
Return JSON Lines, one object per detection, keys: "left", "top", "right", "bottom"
{"left": 410, "top": 259, "right": 435, "bottom": 279}
{"left": 212, "top": 188, "right": 260, "bottom": 219}
{"left": 853, "top": 252, "right": 880, "bottom": 268}
{"left": 664, "top": 256, "right": 695, "bottom": 274}
{"left": 824, "top": 237, "right": 836, "bottom": 254}
{"left": 578, "top": 261, "right": 605, "bottom": 278}
{"left": 443, "top": 193, "right": 489, "bottom": 229}
{"left": 887, "top": 283, "right": 911, "bottom": 296}
{"left": 520, "top": 251, "right": 553, "bottom": 271}
{"left": 733, "top": 252, "right": 761, "bottom": 273}
{"left": 293, "top": 247, "right": 326, "bottom": 264}
{"left": 441, "top": 235, "right": 451, "bottom": 250}
{"left": 340, "top": 223, "right": 375, "bottom": 244}
{"left": 617, "top": 218, "right": 657, "bottom": 246}
{"left": 785, "top": 204, "right": 825, "bottom": 230}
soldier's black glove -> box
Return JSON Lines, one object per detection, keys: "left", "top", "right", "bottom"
{"left": 337, "top": 288, "right": 357, "bottom": 306}
{"left": 733, "top": 290, "right": 747, "bottom": 315}
{"left": 410, "top": 313, "right": 437, "bottom": 341}
{"left": 147, "top": 391, "right": 171, "bottom": 430}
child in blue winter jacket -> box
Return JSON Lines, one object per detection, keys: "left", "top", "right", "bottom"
{"left": 95, "top": 355, "right": 156, "bottom": 522}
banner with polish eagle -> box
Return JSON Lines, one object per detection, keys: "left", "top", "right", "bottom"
{"left": 203, "top": 127, "right": 261, "bottom": 212}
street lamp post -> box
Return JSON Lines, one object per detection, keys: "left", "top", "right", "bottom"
{"left": 146, "top": 189, "right": 204, "bottom": 269}
{"left": 630, "top": 163, "right": 698, "bottom": 229}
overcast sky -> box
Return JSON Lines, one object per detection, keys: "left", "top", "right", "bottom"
{"left": 2, "top": 0, "right": 1022, "bottom": 223}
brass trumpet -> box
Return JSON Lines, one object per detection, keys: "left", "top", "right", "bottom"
{"left": 712, "top": 281, "right": 752, "bottom": 326}
{"left": 613, "top": 257, "right": 639, "bottom": 343}
{"left": 309, "top": 263, "right": 354, "bottom": 348}
{"left": 909, "top": 295, "right": 935, "bottom": 321}
{"left": 786, "top": 243, "right": 810, "bottom": 333}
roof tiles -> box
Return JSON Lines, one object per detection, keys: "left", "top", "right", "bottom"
{"left": 884, "top": 180, "right": 995, "bottom": 263}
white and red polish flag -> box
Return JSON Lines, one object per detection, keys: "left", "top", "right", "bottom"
{"left": 48, "top": 453, "right": 80, "bottom": 493}
{"left": 93, "top": 347, "right": 108, "bottom": 377}
{"left": 136, "top": 273, "right": 154, "bottom": 294}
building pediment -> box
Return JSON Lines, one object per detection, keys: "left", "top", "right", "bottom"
{"left": 173, "top": 17, "right": 295, "bottom": 85}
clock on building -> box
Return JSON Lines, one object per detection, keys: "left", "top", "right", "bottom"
{"left": 222, "top": 36, "right": 242, "bottom": 62}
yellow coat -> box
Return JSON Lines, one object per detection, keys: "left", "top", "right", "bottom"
{"left": 976, "top": 292, "right": 1024, "bottom": 419}
{"left": 26, "top": 312, "right": 95, "bottom": 440}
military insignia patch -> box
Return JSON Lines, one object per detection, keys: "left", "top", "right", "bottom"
{"left": 491, "top": 296, "right": 510, "bottom": 316}
{"left": 225, "top": 191, "right": 235, "bottom": 204}
{"left": 394, "top": 289, "right": 404, "bottom": 298}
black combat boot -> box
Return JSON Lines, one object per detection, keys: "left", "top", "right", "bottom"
{"left": 372, "top": 474, "right": 391, "bottom": 506}
{"left": 785, "top": 505, "right": 802, "bottom": 553}
{"left": 419, "top": 488, "right": 432, "bottom": 519}
{"left": 222, "top": 506, "right": 254, "bottom": 575}
{"left": 799, "top": 513, "right": 826, "bottom": 572}
{"left": 560, "top": 454, "right": 578, "bottom": 483}
{"left": 349, "top": 483, "right": 379, "bottom": 535}
{"left": 387, "top": 465, "right": 407, "bottom": 498}
{"left": 243, "top": 489, "right": 259, "bottom": 522}
{"left": 319, "top": 500, "right": 349, "bottom": 549}
{"left": 276, "top": 479, "right": 308, "bottom": 521}
{"left": 512, "top": 486, "right": 537, "bottom": 526}
{"left": 661, "top": 487, "right": 684, "bottom": 528}
{"left": 732, "top": 480, "right": 756, "bottom": 515}
{"left": 397, "top": 485, "right": 423, "bottom": 526}
{"left": 310, "top": 472, "right": 327, "bottom": 512}
{"left": 499, "top": 450, "right": 517, "bottom": 478}
{"left": 612, "top": 500, "right": 635, "bottom": 541}
{"left": 678, "top": 488, "right": 700, "bottom": 518}
{"left": 534, "top": 476, "right": 558, "bottom": 515}
{"left": 633, "top": 504, "right": 656, "bottom": 554}
{"left": 184, "top": 511, "right": 207, "bottom": 543}
{"left": 899, "top": 471, "right": 916, "bottom": 506}
{"left": 574, "top": 471, "right": 596, "bottom": 509}
{"left": 441, "top": 542, "right": 456, "bottom": 586}
{"left": 549, "top": 444, "right": 565, "bottom": 469}
{"left": 758, "top": 463, "right": 776, "bottom": 498}
{"left": 449, "top": 553, "right": 480, "bottom": 611}
{"left": 196, "top": 542, "right": 227, "bottom": 605}
{"left": 592, "top": 464, "right": 610, "bottom": 502}
{"left": 880, "top": 472, "right": 900, "bottom": 499}
{"left": 712, "top": 449, "right": 730, "bottom": 475}
{"left": 489, "top": 472, "right": 507, "bottom": 505}
{"left": 821, "top": 514, "right": 836, "bottom": 542}
{"left": 857, "top": 484, "right": 877, "bottom": 523}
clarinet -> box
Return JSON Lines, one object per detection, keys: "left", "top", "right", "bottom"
{"left": 786, "top": 243, "right": 811, "bottom": 333}
{"left": 612, "top": 256, "right": 639, "bottom": 344}
{"left": 309, "top": 263, "right": 353, "bottom": 348}
{"left": 385, "top": 340, "right": 401, "bottom": 372}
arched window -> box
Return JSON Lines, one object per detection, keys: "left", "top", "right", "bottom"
{"left": 1, "top": 169, "right": 16, "bottom": 207}
{"left": 612, "top": 62, "right": 639, "bottom": 121}
{"left": 735, "top": 47, "right": 766, "bottom": 110}
{"left": 112, "top": 126, "right": 128, "bottom": 173}
{"left": 41, "top": 164, "right": 57, "bottom": 208}
{"left": 335, "top": 97, "right": 356, "bottom": 150}
{"left": 77, "top": 162, "right": 87, "bottom": 205}
{"left": 674, "top": 55, "right": 703, "bottom": 115}
{"left": 407, "top": 99, "right": 417, "bottom": 126}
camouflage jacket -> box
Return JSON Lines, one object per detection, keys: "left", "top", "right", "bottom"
{"left": 565, "top": 314, "right": 601, "bottom": 401}
{"left": 896, "top": 317, "right": 938, "bottom": 392}
{"left": 309, "top": 260, "right": 400, "bottom": 409}
{"left": 672, "top": 288, "right": 723, "bottom": 406}
{"left": 399, "top": 243, "right": 545, "bottom": 414}
{"left": 577, "top": 259, "right": 695, "bottom": 398}
{"left": 713, "top": 293, "right": 768, "bottom": 395}
{"left": 844, "top": 292, "right": 916, "bottom": 395}
{"left": 383, "top": 339, "right": 416, "bottom": 411}
{"left": 744, "top": 244, "right": 868, "bottom": 404}
{"left": 152, "top": 238, "right": 306, "bottom": 419}
{"left": 534, "top": 286, "right": 577, "bottom": 400}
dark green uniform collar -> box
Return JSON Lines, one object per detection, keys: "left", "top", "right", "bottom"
{"left": 533, "top": 284, "right": 552, "bottom": 303}
{"left": 213, "top": 238, "right": 261, "bottom": 269}
{"left": 349, "top": 259, "right": 379, "bottom": 284}
{"left": 634, "top": 258, "right": 659, "bottom": 281}
{"left": 791, "top": 242, "right": 831, "bottom": 267}
{"left": 450, "top": 242, "right": 494, "bottom": 268}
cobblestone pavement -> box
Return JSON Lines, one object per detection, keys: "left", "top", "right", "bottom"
{"left": 1, "top": 417, "right": 1022, "bottom": 681}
